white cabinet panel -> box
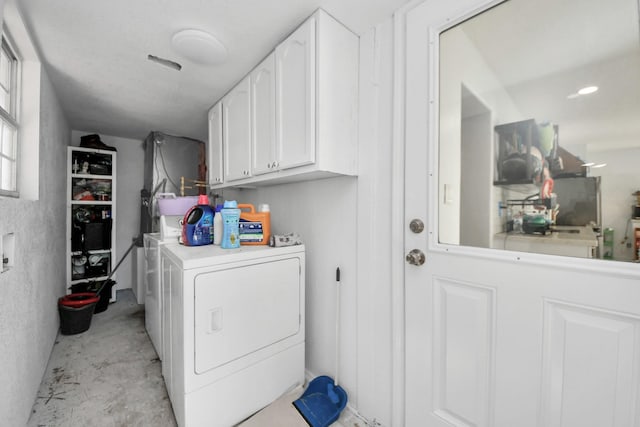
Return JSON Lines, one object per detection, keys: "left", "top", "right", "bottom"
{"left": 208, "top": 9, "right": 358, "bottom": 189}
{"left": 207, "top": 102, "right": 223, "bottom": 185}
{"left": 276, "top": 15, "right": 316, "bottom": 170}
{"left": 194, "top": 257, "right": 301, "bottom": 374}
{"left": 223, "top": 76, "right": 251, "bottom": 182}
{"left": 251, "top": 53, "right": 277, "bottom": 176}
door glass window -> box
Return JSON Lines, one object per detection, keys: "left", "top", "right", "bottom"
{"left": 438, "top": 0, "right": 640, "bottom": 263}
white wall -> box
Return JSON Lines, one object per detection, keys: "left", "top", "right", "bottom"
{"left": 589, "top": 147, "right": 640, "bottom": 261}
{"left": 222, "top": 176, "right": 360, "bottom": 389}
{"left": 70, "top": 130, "right": 145, "bottom": 291}
{"left": 0, "top": 70, "right": 70, "bottom": 425}
{"left": 353, "top": 19, "right": 394, "bottom": 424}
{"left": 440, "top": 27, "right": 523, "bottom": 244}
{"left": 217, "top": 18, "right": 397, "bottom": 426}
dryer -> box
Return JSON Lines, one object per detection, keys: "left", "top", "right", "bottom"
{"left": 159, "top": 244, "right": 305, "bottom": 427}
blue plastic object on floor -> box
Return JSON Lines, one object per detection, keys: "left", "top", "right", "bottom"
{"left": 293, "top": 376, "right": 348, "bottom": 427}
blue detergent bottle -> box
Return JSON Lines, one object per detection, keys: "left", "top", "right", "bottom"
{"left": 181, "top": 194, "right": 214, "bottom": 246}
{"left": 221, "top": 200, "right": 241, "bottom": 249}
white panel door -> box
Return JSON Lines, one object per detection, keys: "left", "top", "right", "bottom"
{"left": 208, "top": 102, "right": 223, "bottom": 185}
{"left": 222, "top": 76, "right": 251, "bottom": 182}
{"left": 400, "top": 1, "right": 640, "bottom": 426}
{"left": 275, "top": 15, "right": 316, "bottom": 170}
{"left": 251, "top": 53, "right": 277, "bottom": 175}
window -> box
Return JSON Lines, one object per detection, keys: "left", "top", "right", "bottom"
{"left": 0, "top": 35, "right": 19, "bottom": 197}
{"left": 437, "top": 0, "right": 640, "bottom": 262}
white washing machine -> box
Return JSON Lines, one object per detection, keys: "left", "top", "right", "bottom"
{"left": 143, "top": 216, "right": 183, "bottom": 359}
{"left": 159, "top": 243, "right": 305, "bottom": 427}
{"left": 143, "top": 233, "right": 164, "bottom": 358}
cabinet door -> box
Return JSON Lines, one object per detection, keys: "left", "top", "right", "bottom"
{"left": 222, "top": 76, "right": 252, "bottom": 182}
{"left": 207, "top": 103, "right": 223, "bottom": 185}
{"left": 275, "top": 16, "right": 316, "bottom": 170}
{"left": 251, "top": 53, "right": 277, "bottom": 176}
{"left": 194, "top": 257, "right": 301, "bottom": 374}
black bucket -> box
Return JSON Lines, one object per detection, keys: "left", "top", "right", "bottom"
{"left": 69, "top": 279, "right": 115, "bottom": 314}
{"left": 94, "top": 280, "right": 115, "bottom": 313}
{"left": 58, "top": 294, "right": 98, "bottom": 335}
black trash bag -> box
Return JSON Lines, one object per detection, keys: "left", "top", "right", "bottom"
{"left": 80, "top": 134, "right": 117, "bottom": 152}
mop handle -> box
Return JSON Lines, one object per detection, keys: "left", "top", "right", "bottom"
{"left": 335, "top": 267, "right": 340, "bottom": 387}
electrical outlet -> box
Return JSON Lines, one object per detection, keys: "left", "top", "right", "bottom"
{"left": 2, "top": 233, "right": 15, "bottom": 273}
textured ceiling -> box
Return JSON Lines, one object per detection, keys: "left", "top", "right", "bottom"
{"left": 17, "top": 0, "right": 410, "bottom": 142}
{"left": 18, "top": 0, "right": 639, "bottom": 152}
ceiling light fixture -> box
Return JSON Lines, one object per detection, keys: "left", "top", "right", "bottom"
{"left": 147, "top": 54, "right": 182, "bottom": 71}
{"left": 577, "top": 85, "right": 599, "bottom": 95}
{"left": 581, "top": 162, "right": 595, "bottom": 167}
{"left": 591, "top": 163, "right": 607, "bottom": 168}
{"left": 568, "top": 85, "right": 599, "bottom": 99}
{"left": 171, "top": 29, "right": 227, "bottom": 65}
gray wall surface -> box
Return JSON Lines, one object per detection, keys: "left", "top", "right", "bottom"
{"left": 0, "top": 71, "right": 70, "bottom": 424}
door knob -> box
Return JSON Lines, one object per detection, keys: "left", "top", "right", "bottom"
{"left": 409, "top": 219, "right": 425, "bottom": 234}
{"left": 406, "top": 249, "right": 425, "bottom": 266}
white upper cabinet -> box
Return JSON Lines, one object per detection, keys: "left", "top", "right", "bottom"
{"left": 251, "top": 53, "right": 277, "bottom": 176}
{"left": 208, "top": 9, "right": 358, "bottom": 188}
{"left": 222, "top": 75, "right": 252, "bottom": 182}
{"left": 207, "top": 102, "right": 223, "bottom": 185}
{"left": 275, "top": 15, "right": 316, "bottom": 171}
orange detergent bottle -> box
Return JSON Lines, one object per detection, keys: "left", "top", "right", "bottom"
{"left": 237, "top": 204, "right": 271, "bottom": 245}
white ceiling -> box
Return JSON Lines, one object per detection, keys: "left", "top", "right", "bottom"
{"left": 17, "top": 0, "right": 410, "bottom": 142}
{"left": 458, "top": 0, "right": 640, "bottom": 152}
{"left": 17, "top": 0, "right": 640, "bottom": 152}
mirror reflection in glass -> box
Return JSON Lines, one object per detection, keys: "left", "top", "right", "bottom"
{"left": 438, "top": 0, "right": 640, "bottom": 262}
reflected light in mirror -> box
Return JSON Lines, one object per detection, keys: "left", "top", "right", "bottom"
{"left": 437, "top": 0, "right": 640, "bottom": 262}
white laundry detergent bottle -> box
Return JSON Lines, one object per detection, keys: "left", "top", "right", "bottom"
{"left": 213, "top": 204, "right": 223, "bottom": 245}
{"left": 220, "top": 200, "right": 241, "bottom": 249}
